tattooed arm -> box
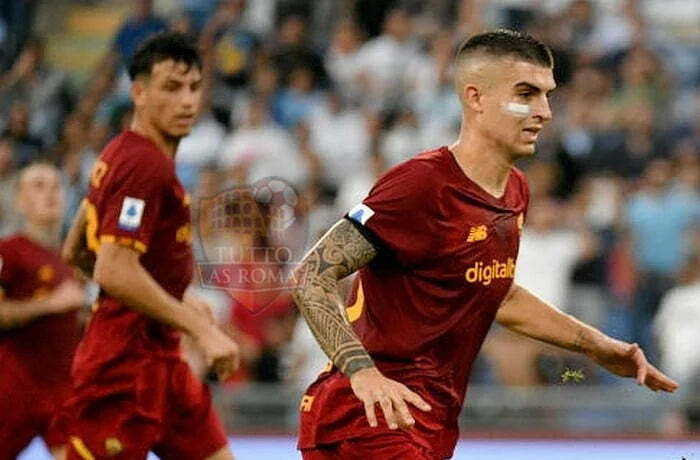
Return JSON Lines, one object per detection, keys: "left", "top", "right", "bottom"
{"left": 292, "top": 218, "right": 431, "bottom": 429}
{"left": 291, "top": 218, "right": 377, "bottom": 375}
{"left": 496, "top": 284, "right": 678, "bottom": 392}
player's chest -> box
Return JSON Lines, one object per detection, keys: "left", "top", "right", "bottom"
{"left": 155, "top": 181, "right": 193, "bottom": 246}
{"left": 429, "top": 206, "right": 524, "bottom": 284}
{"left": 13, "top": 250, "right": 71, "bottom": 299}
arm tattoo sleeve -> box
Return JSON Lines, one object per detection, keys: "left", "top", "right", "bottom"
{"left": 291, "top": 219, "right": 377, "bottom": 377}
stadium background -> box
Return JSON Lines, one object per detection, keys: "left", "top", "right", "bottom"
{"left": 1, "top": 0, "right": 698, "bottom": 458}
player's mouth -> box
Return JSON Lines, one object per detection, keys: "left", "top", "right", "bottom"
{"left": 175, "top": 115, "right": 196, "bottom": 125}
{"left": 522, "top": 127, "right": 541, "bottom": 142}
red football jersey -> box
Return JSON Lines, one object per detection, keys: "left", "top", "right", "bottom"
{"left": 298, "top": 147, "right": 529, "bottom": 458}
{"left": 0, "top": 235, "right": 80, "bottom": 389}
{"left": 74, "top": 130, "right": 193, "bottom": 384}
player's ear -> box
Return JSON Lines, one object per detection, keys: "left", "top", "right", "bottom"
{"left": 463, "top": 83, "right": 484, "bottom": 113}
{"left": 130, "top": 79, "right": 147, "bottom": 108}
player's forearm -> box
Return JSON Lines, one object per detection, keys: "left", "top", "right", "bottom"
{"left": 62, "top": 202, "right": 94, "bottom": 277}
{"left": 291, "top": 219, "right": 378, "bottom": 377}
{"left": 495, "top": 284, "right": 607, "bottom": 356}
{"left": 0, "top": 299, "right": 55, "bottom": 330}
{"left": 94, "top": 250, "right": 208, "bottom": 336}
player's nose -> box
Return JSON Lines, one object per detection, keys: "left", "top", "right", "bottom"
{"left": 181, "top": 88, "right": 198, "bottom": 109}
{"left": 534, "top": 98, "right": 553, "bottom": 122}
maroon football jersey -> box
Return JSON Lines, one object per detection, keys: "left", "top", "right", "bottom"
{"left": 0, "top": 235, "right": 80, "bottom": 389}
{"left": 298, "top": 147, "right": 529, "bottom": 458}
{"left": 74, "top": 130, "right": 193, "bottom": 384}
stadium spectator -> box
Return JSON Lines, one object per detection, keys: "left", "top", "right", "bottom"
{"left": 324, "top": 18, "right": 365, "bottom": 106}
{"left": 270, "top": 12, "right": 326, "bottom": 89}
{"left": 271, "top": 62, "right": 323, "bottom": 129}
{"left": 200, "top": 0, "right": 259, "bottom": 114}
{"left": 2, "top": 101, "right": 42, "bottom": 167}
{"left": 219, "top": 96, "right": 312, "bottom": 187}
{"left": 0, "top": 36, "right": 72, "bottom": 146}
{"left": 111, "top": 0, "right": 168, "bottom": 66}
{"left": 626, "top": 158, "right": 700, "bottom": 360}
{"left": 306, "top": 89, "right": 372, "bottom": 189}
{"left": 354, "top": 6, "right": 419, "bottom": 112}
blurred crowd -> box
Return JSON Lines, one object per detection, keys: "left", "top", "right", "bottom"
{"left": 0, "top": 0, "right": 698, "bottom": 431}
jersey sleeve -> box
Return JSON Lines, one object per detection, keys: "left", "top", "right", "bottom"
{"left": 93, "top": 152, "right": 170, "bottom": 254}
{"left": 346, "top": 161, "right": 438, "bottom": 266}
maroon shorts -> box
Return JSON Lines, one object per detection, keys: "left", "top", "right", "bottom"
{"left": 0, "top": 382, "right": 66, "bottom": 457}
{"left": 61, "top": 357, "right": 228, "bottom": 459}
{"left": 300, "top": 431, "right": 436, "bottom": 460}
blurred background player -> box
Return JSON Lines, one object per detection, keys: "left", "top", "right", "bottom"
{"left": 60, "top": 32, "right": 239, "bottom": 459}
{"left": 0, "top": 162, "right": 85, "bottom": 458}
{"left": 292, "top": 30, "right": 678, "bottom": 460}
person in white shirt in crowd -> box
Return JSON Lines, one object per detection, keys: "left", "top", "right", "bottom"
{"left": 324, "top": 18, "right": 365, "bottom": 106}
{"left": 404, "top": 29, "right": 462, "bottom": 150}
{"left": 516, "top": 198, "right": 600, "bottom": 322}
{"left": 218, "top": 96, "right": 311, "bottom": 187}
{"left": 176, "top": 100, "right": 226, "bottom": 193}
{"left": 380, "top": 108, "right": 425, "bottom": 168}
{"left": 654, "top": 253, "right": 700, "bottom": 435}
{"left": 354, "top": 6, "right": 420, "bottom": 112}
{"left": 655, "top": 253, "right": 700, "bottom": 388}
{"left": 307, "top": 89, "right": 372, "bottom": 189}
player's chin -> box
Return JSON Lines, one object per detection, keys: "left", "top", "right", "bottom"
{"left": 511, "top": 143, "right": 537, "bottom": 159}
{"left": 167, "top": 124, "right": 194, "bottom": 139}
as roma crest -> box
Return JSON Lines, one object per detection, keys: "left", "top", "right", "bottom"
{"left": 196, "top": 178, "right": 307, "bottom": 313}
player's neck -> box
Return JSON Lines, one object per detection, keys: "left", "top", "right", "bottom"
{"left": 450, "top": 131, "right": 512, "bottom": 199}
{"left": 130, "top": 119, "right": 178, "bottom": 158}
{"left": 21, "top": 222, "right": 60, "bottom": 250}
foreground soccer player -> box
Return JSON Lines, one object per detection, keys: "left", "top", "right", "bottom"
{"left": 293, "top": 30, "right": 678, "bottom": 459}
{"left": 0, "top": 163, "right": 84, "bottom": 458}
{"left": 60, "top": 33, "right": 239, "bottom": 459}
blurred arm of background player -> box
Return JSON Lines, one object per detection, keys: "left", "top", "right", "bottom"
{"left": 495, "top": 284, "right": 679, "bottom": 392}
{"left": 0, "top": 280, "right": 84, "bottom": 330}
{"left": 62, "top": 201, "right": 95, "bottom": 277}
{"left": 292, "top": 219, "right": 431, "bottom": 431}
{"left": 90, "top": 241, "right": 240, "bottom": 380}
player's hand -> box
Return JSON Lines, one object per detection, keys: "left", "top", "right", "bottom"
{"left": 349, "top": 367, "right": 431, "bottom": 430}
{"left": 183, "top": 292, "right": 216, "bottom": 324}
{"left": 46, "top": 280, "right": 85, "bottom": 314}
{"left": 589, "top": 339, "right": 679, "bottom": 392}
{"left": 195, "top": 326, "right": 241, "bottom": 381}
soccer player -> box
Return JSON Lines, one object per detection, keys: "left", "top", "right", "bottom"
{"left": 0, "top": 162, "right": 85, "bottom": 458}
{"left": 292, "top": 30, "right": 679, "bottom": 459}
{"left": 60, "top": 33, "right": 239, "bottom": 459}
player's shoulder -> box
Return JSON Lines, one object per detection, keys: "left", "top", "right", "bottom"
{"left": 100, "top": 131, "right": 173, "bottom": 176}
{"left": 0, "top": 234, "right": 25, "bottom": 251}
{"left": 381, "top": 146, "right": 451, "bottom": 187}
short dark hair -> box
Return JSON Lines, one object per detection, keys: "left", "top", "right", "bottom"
{"left": 127, "top": 31, "right": 202, "bottom": 81}
{"left": 456, "top": 29, "right": 553, "bottom": 68}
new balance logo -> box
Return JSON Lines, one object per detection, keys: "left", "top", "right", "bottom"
{"left": 466, "top": 225, "right": 488, "bottom": 243}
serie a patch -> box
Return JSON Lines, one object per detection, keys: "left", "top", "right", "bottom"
{"left": 347, "top": 204, "right": 375, "bottom": 226}
{"left": 118, "top": 196, "right": 145, "bottom": 231}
